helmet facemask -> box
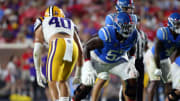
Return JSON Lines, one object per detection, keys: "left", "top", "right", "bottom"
{"left": 168, "top": 17, "right": 180, "bottom": 34}
{"left": 116, "top": 22, "right": 135, "bottom": 38}
{"left": 115, "top": 0, "right": 135, "bottom": 13}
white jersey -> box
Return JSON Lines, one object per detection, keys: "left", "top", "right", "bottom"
{"left": 34, "top": 16, "right": 76, "bottom": 43}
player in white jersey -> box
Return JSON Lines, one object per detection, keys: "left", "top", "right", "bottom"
{"left": 33, "top": 6, "right": 83, "bottom": 101}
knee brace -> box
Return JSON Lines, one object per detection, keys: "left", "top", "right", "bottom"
{"left": 73, "top": 84, "right": 92, "bottom": 101}
{"left": 168, "top": 89, "right": 180, "bottom": 101}
{"left": 125, "top": 83, "right": 137, "bottom": 100}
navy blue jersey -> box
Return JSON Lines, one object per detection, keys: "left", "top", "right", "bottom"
{"left": 94, "top": 25, "right": 137, "bottom": 63}
{"left": 151, "top": 27, "right": 180, "bottom": 60}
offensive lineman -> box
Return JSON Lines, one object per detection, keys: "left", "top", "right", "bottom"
{"left": 33, "top": 6, "right": 83, "bottom": 101}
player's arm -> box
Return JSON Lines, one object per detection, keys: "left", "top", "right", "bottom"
{"left": 33, "top": 17, "right": 44, "bottom": 71}
{"left": 72, "top": 29, "right": 84, "bottom": 84}
{"left": 80, "top": 36, "right": 103, "bottom": 86}
{"left": 170, "top": 48, "right": 180, "bottom": 62}
{"left": 154, "top": 38, "right": 163, "bottom": 69}
{"left": 84, "top": 36, "right": 104, "bottom": 60}
{"left": 34, "top": 26, "right": 44, "bottom": 70}
{"left": 33, "top": 25, "right": 46, "bottom": 87}
{"left": 74, "top": 30, "right": 83, "bottom": 67}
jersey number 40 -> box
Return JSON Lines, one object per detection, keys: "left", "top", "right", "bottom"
{"left": 49, "top": 17, "right": 71, "bottom": 29}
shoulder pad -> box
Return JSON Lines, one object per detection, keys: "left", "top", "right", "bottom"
{"left": 156, "top": 27, "right": 168, "bottom": 40}
{"left": 98, "top": 26, "right": 114, "bottom": 42}
{"left": 105, "top": 13, "right": 116, "bottom": 26}
{"left": 34, "top": 17, "right": 44, "bottom": 31}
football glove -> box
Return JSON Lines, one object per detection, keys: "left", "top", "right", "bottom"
{"left": 36, "top": 68, "right": 46, "bottom": 88}
{"left": 81, "top": 60, "right": 97, "bottom": 86}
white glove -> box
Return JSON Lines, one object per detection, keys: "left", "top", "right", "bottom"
{"left": 36, "top": 68, "right": 46, "bottom": 88}
{"left": 81, "top": 60, "right": 97, "bottom": 86}
{"left": 154, "top": 68, "right": 162, "bottom": 76}
{"left": 73, "top": 66, "right": 81, "bottom": 84}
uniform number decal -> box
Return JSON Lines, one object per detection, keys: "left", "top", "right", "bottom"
{"left": 49, "top": 17, "right": 71, "bottom": 29}
{"left": 106, "top": 50, "right": 123, "bottom": 61}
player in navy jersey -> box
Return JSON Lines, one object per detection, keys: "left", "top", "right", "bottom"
{"left": 144, "top": 12, "right": 180, "bottom": 101}
{"left": 168, "top": 56, "right": 180, "bottom": 101}
{"left": 74, "top": 12, "right": 138, "bottom": 101}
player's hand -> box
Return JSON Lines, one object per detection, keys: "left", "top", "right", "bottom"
{"left": 81, "top": 60, "right": 97, "bottom": 86}
{"left": 36, "top": 68, "right": 46, "bottom": 88}
{"left": 73, "top": 66, "right": 81, "bottom": 85}
{"left": 154, "top": 68, "right": 162, "bottom": 76}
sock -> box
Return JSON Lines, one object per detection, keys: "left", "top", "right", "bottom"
{"left": 59, "top": 97, "right": 70, "bottom": 101}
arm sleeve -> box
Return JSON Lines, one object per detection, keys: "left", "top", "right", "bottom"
{"left": 33, "top": 42, "right": 43, "bottom": 70}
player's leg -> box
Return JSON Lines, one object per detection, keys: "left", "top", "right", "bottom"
{"left": 91, "top": 78, "right": 108, "bottom": 101}
{"left": 168, "top": 62, "right": 180, "bottom": 101}
{"left": 57, "top": 39, "right": 79, "bottom": 101}
{"left": 147, "top": 80, "right": 159, "bottom": 101}
{"left": 46, "top": 38, "right": 78, "bottom": 101}
{"left": 48, "top": 81, "right": 59, "bottom": 101}
{"left": 46, "top": 39, "right": 60, "bottom": 101}
{"left": 110, "top": 59, "right": 138, "bottom": 101}
{"left": 144, "top": 50, "right": 161, "bottom": 101}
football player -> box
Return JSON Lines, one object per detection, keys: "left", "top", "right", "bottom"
{"left": 82, "top": 12, "right": 138, "bottom": 101}
{"left": 144, "top": 12, "right": 180, "bottom": 101}
{"left": 72, "top": 1, "right": 137, "bottom": 101}
{"left": 33, "top": 6, "right": 83, "bottom": 101}
{"left": 105, "top": 0, "right": 135, "bottom": 26}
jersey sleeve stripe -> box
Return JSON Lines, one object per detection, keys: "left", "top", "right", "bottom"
{"left": 160, "top": 28, "right": 165, "bottom": 40}
{"left": 164, "top": 28, "right": 168, "bottom": 40}
{"left": 39, "top": 17, "right": 44, "bottom": 22}
{"left": 104, "top": 27, "right": 111, "bottom": 42}
{"left": 101, "top": 28, "right": 108, "bottom": 41}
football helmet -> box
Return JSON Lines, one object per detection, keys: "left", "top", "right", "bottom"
{"left": 44, "top": 5, "right": 65, "bottom": 17}
{"left": 168, "top": 12, "right": 180, "bottom": 34}
{"left": 115, "top": 0, "right": 135, "bottom": 13}
{"left": 114, "top": 12, "right": 135, "bottom": 38}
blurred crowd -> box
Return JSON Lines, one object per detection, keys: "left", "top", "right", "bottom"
{"left": 0, "top": 0, "right": 180, "bottom": 101}
{"left": 0, "top": 0, "right": 180, "bottom": 43}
